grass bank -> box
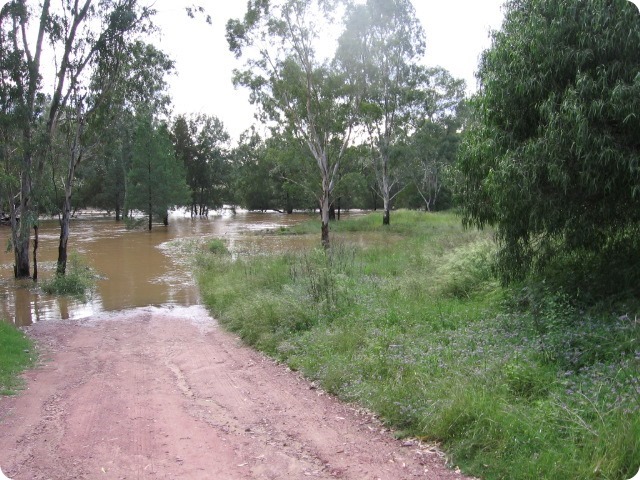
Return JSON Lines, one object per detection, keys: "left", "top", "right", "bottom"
{"left": 197, "top": 210, "right": 639, "bottom": 480}
{"left": 0, "top": 322, "right": 36, "bottom": 395}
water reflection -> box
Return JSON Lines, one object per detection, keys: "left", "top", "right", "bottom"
{"left": 0, "top": 211, "right": 317, "bottom": 326}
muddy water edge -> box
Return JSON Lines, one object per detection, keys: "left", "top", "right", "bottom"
{"left": 0, "top": 211, "right": 317, "bottom": 326}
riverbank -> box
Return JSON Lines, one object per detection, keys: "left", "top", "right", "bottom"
{"left": 197, "top": 210, "right": 640, "bottom": 480}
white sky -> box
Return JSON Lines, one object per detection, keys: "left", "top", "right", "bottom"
{"left": 151, "top": 1, "right": 506, "bottom": 142}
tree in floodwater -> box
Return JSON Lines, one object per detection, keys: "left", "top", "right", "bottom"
{"left": 126, "top": 113, "right": 190, "bottom": 230}
{"left": 0, "top": 0, "right": 155, "bottom": 278}
{"left": 172, "top": 114, "right": 231, "bottom": 216}
{"left": 336, "top": 0, "right": 425, "bottom": 226}
{"left": 227, "top": 0, "right": 357, "bottom": 248}
{"left": 90, "top": 41, "right": 174, "bottom": 222}
{"left": 1, "top": 0, "right": 50, "bottom": 278}
{"left": 458, "top": 0, "right": 640, "bottom": 284}
{"left": 230, "top": 129, "right": 276, "bottom": 212}
{"left": 52, "top": 2, "right": 158, "bottom": 276}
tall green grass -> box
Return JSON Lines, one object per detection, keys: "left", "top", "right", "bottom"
{"left": 197, "top": 210, "right": 640, "bottom": 480}
{"left": 0, "top": 322, "right": 36, "bottom": 395}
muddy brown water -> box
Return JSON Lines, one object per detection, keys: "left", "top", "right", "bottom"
{"left": 0, "top": 211, "right": 323, "bottom": 327}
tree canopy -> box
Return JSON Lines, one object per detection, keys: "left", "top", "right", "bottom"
{"left": 126, "top": 113, "right": 190, "bottom": 229}
{"left": 337, "top": 0, "right": 425, "bottom": 225}
{"left": 227, "top": 0, "right": 358, "bottom": 247}
{"left": 458, "top": 0, "right": 640, "bottom": 283}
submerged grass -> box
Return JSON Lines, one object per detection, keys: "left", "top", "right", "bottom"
{"left": 0, "top": 322, "right": 36, "bottom": 395}
{"left": 197, "top": 210, "right": 640, "bottom": 480}
{"left": 40, "top": 252, "right": 96, "bottom": 298}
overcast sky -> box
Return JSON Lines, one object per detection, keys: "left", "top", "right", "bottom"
{"left": 151, "top": 1, "right": 506, "bottom": 142}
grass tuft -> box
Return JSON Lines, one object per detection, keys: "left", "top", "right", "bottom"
{"left": 207, "top": 238, "right": 229, "bottom": 255}
{"left": 40, "top": 253, "right": 96, "bottom": 297}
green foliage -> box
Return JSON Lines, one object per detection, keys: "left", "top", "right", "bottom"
{"left": 0, "top": 322, "right": 36, "bottom": 395}
{"left": 172, "top": 114, "right": 231, "bottom": 214}
{"left": 197, "top": 210, "right": 639, "bottom": 480}
{"left": 207, "top": 238, "right": 229, "bottom": 255}
{"left": 126, "top": 112, "right": 191, "bottom": 227}
{"left": 41, "top": 253, "right": 96, "bottom": 297}
{"left": 123, "top": 216, "right": 146, "bottom": 230}
{"left": 430, "top": 239, "right": 497, "bottom": 298}
{"left": 459, "top": 0, "right": 640, "bottom": 284}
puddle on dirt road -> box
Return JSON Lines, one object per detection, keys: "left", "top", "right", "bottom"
{"left": 0, "top": 211, "right": 322, "bottom": 326}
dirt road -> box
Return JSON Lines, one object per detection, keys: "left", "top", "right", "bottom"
{"left": 0, "top": 306, "right": 470, "bottom": 479}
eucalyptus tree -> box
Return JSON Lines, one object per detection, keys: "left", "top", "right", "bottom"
{"left": 227, "top": 0, "right": 357, "bottom": 248}
{"left": 54, "top": 3, "right": 158, "bottom": 276}
{"left": 90, "top": 40, "right": 174, "bottom": 221}
{"left": 459, "top": 0, "right": 640, "bottom": 282}
{"left": 336, "top": 0, "right": 425, "bottom": 226}
{"left": 0, "top": 0, "right": 154, "bottom": 278}
{"left": 1, "top": 0, "right": 49, "bottom": 278}
{"left": 409, "top": 67, "right": 465, "bottom": 211}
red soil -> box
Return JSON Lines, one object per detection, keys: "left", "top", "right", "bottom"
{"left": 0, "top": 306, "right": 472, "bottom": 479}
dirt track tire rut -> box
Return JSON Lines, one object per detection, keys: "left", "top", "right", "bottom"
{"left": 0, "top": 306, "right": 472, "bottom": 480}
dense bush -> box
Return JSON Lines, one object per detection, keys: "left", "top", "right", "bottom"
{"left": 459, "top": 0, "right": 640, "bottom": 284}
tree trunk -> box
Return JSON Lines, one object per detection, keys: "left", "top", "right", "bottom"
{"left": 33, "top": 225, "right": 39, "bottom": 281}
{"left": 163, "top": 213, "right": 169, "bottom": 226}
{"left": 10, "top": 197, "right": 30, "bottom": 279}
{"left": 57, "top": 111, "right": 84, "bottom": 276}
{"left": 382, "top": 152, "right": 391, "bottom": 226}
{"left": 329, "top": 203, "right": 336, "bottom": 221}
{"left": 57, "top": 200, "right": 71, "bottom": 276}
{"left": 14, "top": 162, "right": 32, "bottom": 278}
{"left": 148, "top": 204, "right": 152, "bottom": 231}
{"left": 320, "top": 189, "right": 330, "bottom": 249}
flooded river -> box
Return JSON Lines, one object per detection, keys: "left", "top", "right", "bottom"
{"left": 0, "top": 211, "right": 317, "bottom": 326}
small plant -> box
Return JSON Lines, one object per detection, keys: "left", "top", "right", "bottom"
{"left": 41, "top": 253, "right": 96, "bottom": 297}
{"left": 207, "top": 238, "right": 229, "bottom": 255}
